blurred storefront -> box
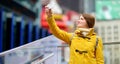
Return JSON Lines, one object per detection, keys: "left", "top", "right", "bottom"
{"left": 0, "top": 0, "right": 51, "bottom": 52}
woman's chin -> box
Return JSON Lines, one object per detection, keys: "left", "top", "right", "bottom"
{"left": 77, "top": 25, "right": 83, "bottom": 28}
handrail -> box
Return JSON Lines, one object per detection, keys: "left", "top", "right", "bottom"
{"left": 0, "top": 35, "right": 54, "bottom": 56}
{"left": 103, "top": 42, "right": 120, "bottom": 45}
{"left": 34, "top": 53, "right": 54, "bottom": 64}
{"left": 56, "top": 42, "right": 120, "bottom": 48}
{"left": 25, "top": 54, "right": 43, "bottom": 64}
{"left": 56, "top": 42, "right": 120, "bottom": 47}
{"left": 0, "top": 37, "right": 46, "bottom": 56}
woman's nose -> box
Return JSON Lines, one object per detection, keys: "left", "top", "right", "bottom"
{"left": 76, "top": 20, "right": 80, "bottom": 23}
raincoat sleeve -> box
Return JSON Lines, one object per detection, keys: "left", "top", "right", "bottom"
{"left": 96, "top": 37, "right": 104, "bottom": 64}
{"left": 47, "top": 15, "right": 72, "bottom": 44}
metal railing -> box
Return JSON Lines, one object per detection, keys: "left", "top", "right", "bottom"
{"left": 25, "top": 53, "right": 54, "bottom": 64}
{"left": 0, "top": 35, "right": 120, "bottom": 64}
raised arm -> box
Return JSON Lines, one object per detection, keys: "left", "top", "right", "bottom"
{"left": 45, "top": 7, "right": 72, "bottom": 44}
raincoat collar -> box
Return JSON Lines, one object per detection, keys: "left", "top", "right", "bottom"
{"left": 74, "top": 28, "right": 96, "bottom": 37}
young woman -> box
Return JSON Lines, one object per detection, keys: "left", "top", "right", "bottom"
{"left": 45, "top": 7, "right": 104, "bottom": 64}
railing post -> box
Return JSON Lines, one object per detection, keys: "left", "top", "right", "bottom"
{"left": 0, "top": 8, "right": 3, "bottom": 52}
{"left": 5, "top": 12, "right": 15, "bottom": 49}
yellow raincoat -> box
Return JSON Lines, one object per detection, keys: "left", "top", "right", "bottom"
{"left": 47, "top": 15, "right": 104, "bottom": 64}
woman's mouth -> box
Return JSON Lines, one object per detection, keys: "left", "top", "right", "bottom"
{"left": 77, "top": 21, "right": 81, "bottom": 25}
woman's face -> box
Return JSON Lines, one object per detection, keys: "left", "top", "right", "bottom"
{"left": 75, "top": 15, "right": 88, "bottom": 28}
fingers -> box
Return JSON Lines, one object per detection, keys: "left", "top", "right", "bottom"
{"left": 45, "top": 6, "right": 52, "bottom": 14}
{"left": 49, "top": 8, "right": 52, "bottom": 15}
{"left": 45, "top": 6, "right": 52, "bottom": 17}
{"left": 45, "top": 6, "right": 49, "bottom": 14}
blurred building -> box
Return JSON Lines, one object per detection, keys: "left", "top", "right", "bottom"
{"left": 58, "top": 0, "right": 95, "bottom": 13}
{"left": 95, "top": 20, "right": 120, "bottom": 64}
{"left": 95, "top": 21, "right": 120, "bottom": 43}
{"left": 95, "top": 1, "right": 120, "bottom": 64}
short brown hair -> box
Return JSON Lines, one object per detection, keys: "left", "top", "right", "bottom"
{"left": 82, "top": 14, "right": 95, "bottom": 28}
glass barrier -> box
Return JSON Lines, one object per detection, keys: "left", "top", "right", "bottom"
{"left": 0, "top": 35, "right": 63, "bottom": 64}
{"left": 0, "top": 35, "right": 120, "bottom": 64}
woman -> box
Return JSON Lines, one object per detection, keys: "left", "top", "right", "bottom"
{"left": 45, "top": 7, "right": 104, "bottom": 64}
